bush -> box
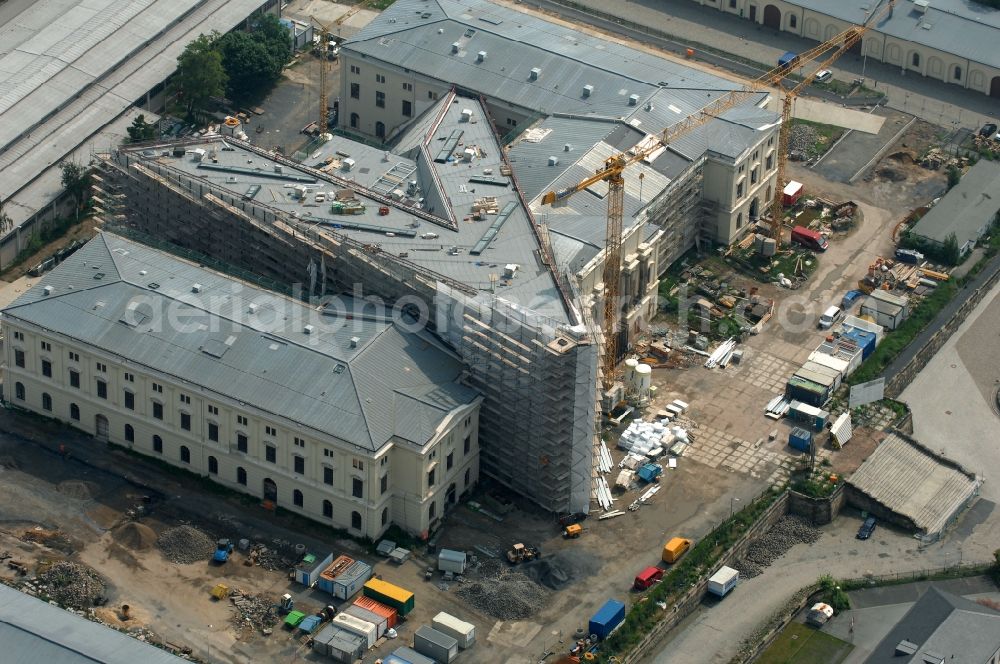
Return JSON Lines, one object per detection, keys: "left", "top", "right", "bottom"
{"left": 818, "top": 574, "right": 851, "bottom": 611}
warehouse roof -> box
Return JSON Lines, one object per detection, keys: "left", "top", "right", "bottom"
{"left": 0, "top": 583, "right": 187, "bottom": 664}
{"left": 788, "top": 0, "right": 1000, "bottom": 69}
{"left": 0, "top": 0, "right": 273, "bottom": 236}
{"left": 910, "top": 160, "right": 1000, "bottom": 250}
{"left": 847, "top": 433, "right": 981, "bottom": 538}
{"left": 3, "top": 233, "right": 479, "bottom": 451}
{"left": 345, "top": 0, "right": 740, "bottom": 119}
{"left": 864, "top": 586, "right": 1000, "bottom": 664}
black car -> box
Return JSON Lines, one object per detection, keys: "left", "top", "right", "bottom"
{"left": 857, "top": 516, "right": 877, "bottom": 540}
{"left": 980, "top": 123, "right": 998, "bottom": 138}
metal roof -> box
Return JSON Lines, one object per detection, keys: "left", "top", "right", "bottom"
{"left": 0, "top": 0, "right": 272, "bottom": 236}
{"left": 789, "top": 0, "right": 1000, "bottom": 69}
{"left": 345, "top": 0, "right": 739, "bottom": 118}
{"left": 910, "top": 160, "right": 1000, "bottom": 248}
{"left": 0, "top": 583, "right": 188, "bottom": 664}
{"left": 3, "top": 233, "right": 479, "bottom": 451}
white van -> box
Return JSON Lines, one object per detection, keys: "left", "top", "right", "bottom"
{"left": 818, "top": 306, "right": 842, "bottom": 330}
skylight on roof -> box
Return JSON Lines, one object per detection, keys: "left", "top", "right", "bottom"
{"left": 201, "top": 338, "right": 230, "bottom": 358}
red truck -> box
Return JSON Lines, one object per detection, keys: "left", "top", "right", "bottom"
{"left": 791, "top": 225, "right": 828, "bottom": 252}
{"left": 633, "top": 566, "right": 664, "bottom": 590}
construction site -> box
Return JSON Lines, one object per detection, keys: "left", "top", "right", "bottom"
{"left": 2, "top": 0, "right": 1000, "bottom": 662}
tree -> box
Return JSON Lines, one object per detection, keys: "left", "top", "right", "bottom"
{"left": 942, "top": 232, "right": 961, "bottom": 266}
{"left": 217, "top": 18, "right": 289, "bottom": 104}
{"left": 126, "top": 114, "right": 157, "bottom": 143}
{"left": 946, "top": 164, "right": 962, "bottom": 190}
{"left": 173, "top": 34, "right": 227, "bottom": 117}
{"left": 60, "top": 162, "right": 92, "bottom": 220}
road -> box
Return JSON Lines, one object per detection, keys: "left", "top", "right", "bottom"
{"left": 516, "top": 0, "right": 999, "bottom": 131}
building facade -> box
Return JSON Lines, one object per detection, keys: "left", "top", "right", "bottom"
{"left": 2, "top": 234, "right": 481, "bottom": 539}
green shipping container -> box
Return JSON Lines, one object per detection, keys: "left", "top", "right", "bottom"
{"left": 363, "top": 579, "right": 415, "bottom": 616}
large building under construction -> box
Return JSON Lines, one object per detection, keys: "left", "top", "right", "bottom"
{"left": 69, "top": 0, "right": 780, "bottom": 519}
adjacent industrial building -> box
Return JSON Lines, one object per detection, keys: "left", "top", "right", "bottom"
{"left": 0, "top": 0, "right": 280, "bottom": 269}
{"left": 908, "top": 160, "right": 1000, "bottom": 258}
{"left": 692, "top": 0, "right": 1000, "bottom": 99}
{"left": 2, "top": 233, "right": 482, "bottom": 538}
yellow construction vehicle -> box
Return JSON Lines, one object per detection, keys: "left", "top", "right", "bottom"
{"left": 563, "top": 524, "right": 583, "bottom": 539}
{"left": 506, "top": 543, "right": 541, "bottom": 564}
{"left": 210, "top": 583, "right": 229, "bottom": 600}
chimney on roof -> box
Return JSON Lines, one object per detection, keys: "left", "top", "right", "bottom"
{"left": 628, "top": 94, "right": 640, "bottom": 106}
{"left": 192, "top": 283, "right": 202, "bottom": 293}
{"left": 582, "top": 84, "right": 594, "bottom": 98}
{"left": 303, "top": 324, "right": 314, "bottom": 335}
{"left": 477, "top": 50, "right": 487, "bottom": 62}
{"left": 530, "top": 67, "right": 541, "bottom": 81}
{"left": 548, "top": 156, "right": 559, "bottom": 166}
{"left": 564, "top": 143, "right": 572, "bottom": 152}
{"left": 43, "top": 286, "right": 53, "bottom": 296}
{"left": 451, "top": 42, "right": 460, "bottom": 54}
{"left": 248, "top": 303, "right": 258, "bottom": 314}
{"left": 350, "top": 336, "right": 360, "bottom": 348}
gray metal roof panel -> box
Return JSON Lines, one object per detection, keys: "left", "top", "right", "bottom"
{"left": 4, "top": 234, "right": 477, "bottom": 450}
{"left": 910, "top": 160, "right": 1000, "bottom": 246}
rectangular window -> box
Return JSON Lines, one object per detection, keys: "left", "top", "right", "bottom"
{"left": 402, "top": 100, "right": 412, "bottom": 117}
{"left": 751, "top": 167, "right": 758, "bottom": 185}
{"left": 446, "top": 452, "right": 454, "bottom": 471}
{"left": 736, "top": 181, "right": 744, "bottom": 198}
{"left": 124, "top": 372, "right": 135, "bottom": 382}
{"left": 352, "top": 458, "right": 364, "bottom": 471}
{"left": 464, "top": 435, "right": 471, "bottom": 455}
{"left": 42, "top": 359, "right": 52, "bottom": 378}
{"left": 14, "top": 349, "right": 25, "bottom": 368}
{"left": 13, "top": 331, "right": 24, "bottom": 341}
{"left": 350, "top": 64, "right": 360, "bottom": 74}
{"left": 265, "top": 444, "right": 276, "bottom": 463}
{"left": 237, "top": 415, "right": 248, "bottom": 426}
{"left": 152, "top": 383, "right": 163, "bottom": 394}
{"left": 427, "top": 467, "right": 436, "bottom": 488}
{"left": 352, "top": 477, "right": 363, "bottom": 498}
{"left": 506, "top": 118, "right": 517, "bottom": 127}
{"left": 69, "top": 351, "right": 79, "bottom": 362}
{"left": 179, "top": 394, "right": 190, "bottom": 404}
{"left": 96, "top": 362, "right": 107, "bottom": 373}
{"left": 208, "top": 405, "right": 219, "bottom": 415}
{"left": 237, "top": 433, "right": 248, "bottom": 453}
{"left": 350, "top": 83, "right": 360, "bottom": 99}
{"left": 96, "top": 379, "right": 107, "bottom": 400}
{"left": 152, "top": 402, "right": 163, "bottom": 420}
{"left": 41, "top": 341, "right": 52, "bottom": 352}
{"left": 294, "top": 437, "right": 305, "bottom": 448}
{"left": 380, "top": 474, "right": 388, "bottom": 494}
{"left": 729, "top": 0, "right": 736, "bottom": 7}
{"left": 69, "top": 369, "right": 80, "bottom": 388}
{"left": 266, "top": 425, "right": 276, "bottom": 436}
{"left": 324, "top": 448, "right": 334, "bottom": 458}
{"left": 375, "top": 91, "right": 385, "bottom": 108}
{"left": 294, "top": 455, "right": 304, "bottom": 474}
{"left": 324, "top": 466, "right": 334, "bottom": 485}
{"left": 180, "top": 412, "right": 191, "bottom": 430}
{"left": 402, "top": 82, "right": 412, "bottom": 91}
{"left": 375, "top": 73, "right": 385, "bottom": 83}
{"left": 124, "top": 390, "right": 135, "bottom": 410}
{"left": 766, "top": 154, "right": 774, "bottom": 170}
{"left": 208, "top": 422, "right": 219, "bottom": 442}
{"left": 428, "top": 90, "right": 437, "bottom": 100}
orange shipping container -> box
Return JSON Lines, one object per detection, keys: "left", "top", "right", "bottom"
{"left": 353, "top": 595, "right": 398, "bottom": 629}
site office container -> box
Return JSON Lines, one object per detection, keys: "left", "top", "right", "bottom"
{"left": 317, "top": 555, "right": 355, "bottom": 595}
{"left": 588, "top": 599, "right": 626, "bottom": 640}
{"left": 414, "top": 625, "right": 460, "bottom": 664}
{"left": 791, "top": 225, "right": 828, "bottom": 251}
{"left": 363, "top": 578, "right": 415, "bottom": 616}
{"left": 707, "top": 566, "right": 740, "bottom": 597}
{"left": 354, "top": 595, "right": 398, "bottom": 629}
{"left": 312, "top": 625, "right": 366, "bottom": 663}
{"left": 332, "top": 612, "right": 378, "bottom": 649}
{"left": 633, "top": 566, "right": 663, "bottom": 590}
{"left": 392, "top": 646, "right": 436, "bottom": 664}
{"left": 343, "top": 604, "right": 388, "bottom": 639}
{"left": 332, "top": 560, "right": 372, "bottom": 600}
{"left": 431, "top": 611, "right": 476, "bottom": 648}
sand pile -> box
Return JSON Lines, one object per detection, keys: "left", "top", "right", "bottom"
{"left": 112, "top": 522, "right": 157, "bottom": 551}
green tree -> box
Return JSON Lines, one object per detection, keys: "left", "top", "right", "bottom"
{"left": 60, "top": 162, "right": 92, "bottom": 219}
{"left": 126, "top": 114, "right": 157, "bottom": 143}
{"left": 943, "top": 232, "right": 961, "bottom": 266}
{"left": 217, "top": 18, "right": 289, "bottom": 104}
{"left": 946, "top": 164, "right": 962, "bottom": 190}
{"left": 173, "top": 34, "right": 226, "bottom": 117}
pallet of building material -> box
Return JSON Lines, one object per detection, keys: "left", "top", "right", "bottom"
{"left": 470, "top": 196, "right": 498, "bottom": 212}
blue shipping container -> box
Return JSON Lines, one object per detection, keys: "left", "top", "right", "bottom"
{"left": 843, "top": 327, "right": 876, "bottom": 359}
{"left": 789, "top": 427, "right": 813, "bottom": 453}
{"left": 589, "top": 599, "right": 626, "bottom": 640}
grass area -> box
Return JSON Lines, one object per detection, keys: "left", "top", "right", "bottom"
{"left": 790, "top": 119, "right": 846, "bottom": 160}
{"left": 757, "top": 622, "right": 853, "bottom": 664}
{"left": 727, "top": 247, "right": 819, "bottom": 283}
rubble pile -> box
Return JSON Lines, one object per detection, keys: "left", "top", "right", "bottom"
{"left": 157, "top": 525, "right": 215, "bottom": 564}
{"left": 248, "top": 543, "right": 287, "bottom": 571}
{"left": 229, "top": 589, "right": 278, "bottom": 633}
{"left": 37, "top": 561, "right": 107, "bottom": 609}
{"left": 787, "top": 124, "right": 818, "bottom": 161}
{"left": 456, "top": 559, "right": 549, "bottom": 620}
{"left": 734, "top": 516, "right": 821, "bottom": 579}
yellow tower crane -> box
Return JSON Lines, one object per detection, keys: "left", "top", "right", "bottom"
{"left": 311, "top": 17, "right": 336, "bottom": 134}
{"left": 541, "top": 0, "right": 894, "bottom": 394}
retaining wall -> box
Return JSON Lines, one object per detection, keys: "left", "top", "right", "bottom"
{"left": 787, "top": 484, "right": 846, "bottom": 526}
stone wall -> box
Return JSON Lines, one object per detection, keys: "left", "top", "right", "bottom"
{"left": 787, "top": 484, "right": 846, "bottom": 526}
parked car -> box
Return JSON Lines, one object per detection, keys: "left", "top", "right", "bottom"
{"left": 814, "top": 69, "right": 833, "bottom": 83}
{"left": 857, "top": 516, "right": 877, "bottom": 540}
{"left": 979, "top": 123, "right": 998, "bottom": 138}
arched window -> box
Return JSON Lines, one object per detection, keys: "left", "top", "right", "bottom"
{"left": 293, "top": 489, "right": 303, "bottom": 507}
{"left": 125, "top": 424, "right": 135, "bottom": 442}
{"left": 208, "top": 456, "right": 218, "bottom": 474}
{"left": 153, "top": 435, "right": 162, "bottom": 453}
{"left": 351, "top": 511, "right": 362, "bottom": 530}
{"left": 789, "top": 14, "right": 797, "bottom": 29}
{"left": 180, "top": 445, "right": 191, "bottom": 463}
{"left": 375, "top": 121, "right": 385, "bottom": 139}
{"left": 42, "top": 392, "right": 52, "bottom": 411}
{"left": 350, "top": 112, "right": 359, "bottom": 129}
{"left": 953, "top": 65, "right": 962, "bottom": 80}
{"left": 912, "top": 52, "right": 920, "bottom": 67}
{"left": 429, "top": 501, "right": 436, "bottom": 519}
{"left": 237, "top": 466, "right": 247, "bottom": 485}
{"left": 737, "top": 212, "right": 744, "bottom": 228}
{"left": 382, "top": 507, "right": 389, "bottom": 525}
{"left": 70, "top": 403, "right": 80, "bottom": 421}
{"left": 15, "top": 382, "right": 26, "bottom": 400}
{"left": 323, "top": 500, "right": 333, "bottom": 518}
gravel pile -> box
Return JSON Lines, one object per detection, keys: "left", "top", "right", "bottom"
{"left": 157, "top": 525, "right": 215, "bottom": 564}
{"left": 37, "top": 561, "right": 106, "bottom": 609}
{"left": 456, "top": 559, "right": 549, "bottom": 620}
{"left": 735, "top": 516, "right": 821, "bottom": 578}
{"left": 230, "top": 589, "right": 278, "bottom": 633}
{"left": 787, "top": 124, "right": 818, "bottom": 161}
